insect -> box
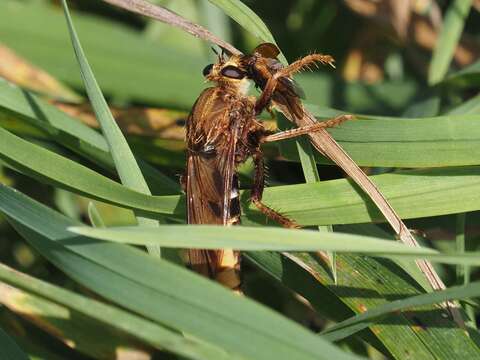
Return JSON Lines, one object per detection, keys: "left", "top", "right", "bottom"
{"left": 184, "top": 48, "right": 351, "bottom": 289}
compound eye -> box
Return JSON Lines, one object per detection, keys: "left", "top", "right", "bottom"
{"left": 202, "top": 64, "right": 214, "bottom": 77}
{"left": 221, "top": 65, "right": 245, "bottom": 79}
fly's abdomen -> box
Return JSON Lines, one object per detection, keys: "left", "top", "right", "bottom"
{"left": 228, "top": 174, "right": 241, "bottom": 226}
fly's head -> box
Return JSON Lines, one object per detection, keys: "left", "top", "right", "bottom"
{"left": 202, "top": 51, "right": 251, "bottom": 95}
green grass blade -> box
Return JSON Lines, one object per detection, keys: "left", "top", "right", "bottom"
{"left": 288, "top": 105, "right": 480, "bottom": 167}
{"left": 70, "top": 224, "right": 480, "bottom": 266}
{"left": 87, "top": 202, "right": 106, "bottom": 228}
{"left": 0, "top": 79, "right": 180, "bottom": 195}
{"left": 295, "top": 131, "right": 336, "bottom": 281}
{"left": 447, "top": 93, "right": 480, "bottom": 115}
{"left": 322, "top": 281, "right": 480, "bottom": 342}
{"left": 0, "top": 328, "right": 29, "bottom": 360}
{"left": 0, "top": 262, "right": 228, "bottom": 360}
{"left": 60, "top": 0, "right": 160, "bottom": 256}
{"left": 0, "top": 184, "right": 364, "bottom": 360}
{"left": 5, "top": 125, "right": 480, "bottom": 226}
{"left": 0, "top": 126, "right": 181, "bottom": 217}
{"left": 0, "top": 1, "right": 205, "bottom": 108}
{"left": 444, "top": 58, "right": 480, "bottom": 87}
{"left": 250, "top": 166, "right": 480, "bottom": 226}
{"left": 207, "top": 0, "right": 286, "bottom": 62}
{"left": 428, "top": 0, "right": 473, "bottom": 85}
{"left": 456, "top": 214, "right": 467, "bottom": 283}
{"left": 246, "top": 251, "right": 480, "bottom": 359}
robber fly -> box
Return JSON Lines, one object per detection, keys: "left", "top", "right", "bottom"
{"left": 184, "top": 48, "right": 350, "bottom": 290}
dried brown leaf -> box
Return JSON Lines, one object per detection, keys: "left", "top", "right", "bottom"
{"left": 0, "top": 44, "right": 81, "bottom": 102}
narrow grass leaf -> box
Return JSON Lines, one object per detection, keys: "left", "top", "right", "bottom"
{"left": 295, "top": 135, "right": 336, "bottom": 281}
{"left": 0, "top": 184, "right": 363, "bottom": 360}
{"left": 5, "top": 126, "right": 480, "bottom": 226}
{"left": 70, "top": 224, "right": 480, "bottom": 266}
{"left": 246, "top": 252, "right": 480, "bottom": 359}
{"left": 444, "top": 58, "right": 480, "bottom": 87}
{"left": 428, "top": 0, "right": 473, "bottom": 85}
{"left": 0, "top": 126, "right": 181, "bottom": 217}
{"left": 0, "top": 263, "right": 229, "bottom": 360}
{"left": 87, "top": 202, "right": 105, "bottom": 228}
{"left": 0, "top": 78, "right": 180, "bottom": 195}
{"left": 322, "top": 281, "right": 480, "bottom": 342}
{"left": 61, "top": 0, "right": 161, "bottom": 255}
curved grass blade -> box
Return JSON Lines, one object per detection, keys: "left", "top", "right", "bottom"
{"left": 206, "top": 0, "right": 286, "bottom": 63}
{"left": 246, "top": 252, "right": 480, "bottom": 359}
{"left": 69, "top": 224, "right": 480, "bottom": 266}
{"left": 5, "top": 125, "right": 480, "bottom": 226}
{"left": 0, "top": 79, "right": 179, "bottom": 195}
{"left": 299, "top": 106, "right": 480, "bottom": 168}
{"left": 295, "top": 136, "right": 336, "bottom": 281}
{"left": 322, "top": 281, "right": 480, "bottom": 342}
{"left": 0, "top": 263, "right": 227, "bottom": 360}
{"left": 101, "top": 0, "right": 239, "bottom": 55}
{"left": 428, "top": 0, "right": 473, "bottom": 85}
{"left": 444, "top": 59, "right": 480, "bottom": 87}
{"left": 61, "top": 0, "right": 161, "bottom": 256}
{"left": 0, "top": 184, "right": 364, "bottom": 360}
{"left": 0, "top": 126, "right": 181, "bottom": 217}
{"left": 87, "top": 202, "right": 105, "bottom": 228}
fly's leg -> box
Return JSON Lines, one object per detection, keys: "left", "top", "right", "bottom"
{"left": 250, "top": 114, "right": 352, "bottom": 228}
{"left": 254, "top": 54, "right": 335, "bottom": 115}
{"left": 251, "top": 150, "right": 300, "bottom": 229}
{"left": 262, "top": 114, "right": 354, "bottom": 143}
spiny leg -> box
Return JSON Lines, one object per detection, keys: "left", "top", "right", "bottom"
{"left": 251, "top": 150, "right": 300, "bottom": 229}
{"left": 262, "top": 114, "right": 354, "bottom": 143}
{"left": 254, "top": 53, "right": 335, "bottom": 115}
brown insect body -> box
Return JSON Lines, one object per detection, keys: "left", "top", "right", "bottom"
{"left": 185, "top": 48, "right": 349, "bottom": 289}
{"left": 185, "top": 54, "right": 267, "bottom": 288}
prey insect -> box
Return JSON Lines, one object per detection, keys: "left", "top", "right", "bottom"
{"left": 184, "top": 49, "right": 351, "bottom": 289}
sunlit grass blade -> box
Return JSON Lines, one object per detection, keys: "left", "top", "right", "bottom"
{"left": 0, "top": 126, "right": 181, "bottom": 217}
{"left": 61, "top": 0, "right": 161, "bottom": 256}
{"left": 206, "top": 0, "right": 286, "bottom": 62}
{"left": 428, "top": 0, "right": 473, "bottom": 85}
{"left": 245, "top": 252, "right": 480, "bottom": 359}
{"left": 4, "top": 124, "right": 480, "bottom": 226}
{"left": 295, "top": 134, "right": 336, "bottom": 282}
{"left": 291, "top": 105, "right": 480, "bottom": 167}
{"left": 87, "top": 202, "right": 105, "bottom": 228}
{"left": 0, "top": 262, "right": 229, "bottom": 360}
{"left": 69, "top": 224, "right": 480, "bottom": 266}
{"left": 0, "top": 184, "right": 363, "bottom": 360}
{"left": 0, "top": 79, "right": 179, "bottom": 195}
{"left": 322, "top": 281, "right": 480, "bottom": 342}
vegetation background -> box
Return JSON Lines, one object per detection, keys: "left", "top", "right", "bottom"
{"left": 1, "top": 0, "right": 480, "bottom": 359}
